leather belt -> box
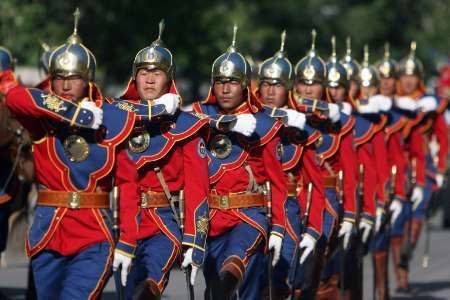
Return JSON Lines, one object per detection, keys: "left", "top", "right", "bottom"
{"left": 209, "top": 193, "right": 265, "bottom": 209}
{"left": 140, "top": 191, "right": 174, "bottom": 208}
{"left": 287, "top": 182, "right": 298, "bottom": 196}
{"left": 324, "top": 176, "right": 337, "bottom": 188}
{"left": 38, "top": 190, "right": 109, "bottom": 209}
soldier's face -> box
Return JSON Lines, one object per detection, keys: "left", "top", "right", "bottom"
{"left": 52, "top": 75, "right": 87, "bottom": 102}
{"left": 399, "top": 75, "right": 420, "bottom": 95}
{"left": 295, "top": 82, "right": 323, "bottom": 99}
{"left": 360, "top": 86, "right": 378, "bottom": 98}
{"left": 213, "top": 79, "right": 244, "bottom": 113}
{"left": 328, "top": 86, "right": 346, "bottom": 103}
{"left": 259, "top": 81, "right": 287, "bottom": 108}
{"left": 136, "top": 68, "right": 170, "bottom": 100}
{"left": 380, "top": 77, "right": 396, "bottom": 96}
{"left": 349, "top": 81, "right": 360, "bottom": 100}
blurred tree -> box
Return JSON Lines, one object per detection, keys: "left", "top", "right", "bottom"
{"left": 1, "top": 0, "right": 448, "bottom": 99}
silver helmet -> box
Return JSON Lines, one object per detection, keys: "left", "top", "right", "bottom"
{"left": 295, "top": 29, "right": 326, "bottom": 85}
{"left": 0, "top": 46, "right": 14, "bottom": 71}
{"left": 49, "top": 8, "right": 96, "bottom": 81}
{"left": 39, "top": 42, "right": 53, "bottom": 74}
{"left": 376, "top": 42, "right": 398, "bottom": 78}
{"left": 132, "top": 20, "right": 175, "bottom": 80}
{"left": 326, "top": 36, "right": 348, "bottom": 88}
{"left": 358, "top": 45, "right": 380, "bottom": 87}
{"left": 259, "top": 30, "right": 293, "bottom": 89}
{"left": 398, "top": 41, "right": 423, "bottom": 78}
{"left": 211, "top": 24, "right": 251, "bottom": 88}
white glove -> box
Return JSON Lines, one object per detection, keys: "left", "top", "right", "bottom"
{"left": 418, "top": 96, "right": 438, "bottom": 113}
{"left": 359, "top": 220, "right": 372, "bottom": 243}
{"left": 436, "top": 173, "right": 445, "bottom": 188}
{"left": 181, "top": 248, "right": 199, "bottom": 286}
{"left": 340, "top": 102, "right": 353, "bottom": 115}
{"left": 375, "top": 207, "right": 384, "bottom": 233}
{"left": 357, "top": 99, "right": 379, "bottom": 114}
{"left": 338, "top": 221, "right": 353, "bottom": 250}
{"left": 328, "top": 103, "right": 341, "bottom": 123}
{"left": 389, "top": 199, "right": 403, "bottom": 226}
{"left": 80, "top": 101, "right": 103, "bottom": 129}
{"left": 230, "top": 114, "right": 257, "bottom": 137}
{"left": 411, "top": 186, "right": 424, "bottom": 211}
{"left": 268, "top": 234, "right": 283, "bottom": 266}
{"left": 112, "top": 250, "right": 132, "bottom": 286}
{"left": 298, "top": 234, "right": 316, "bottom": 264}
{"left": 154, "top": 93, "right": 181, "bottom": 115}
{"left": 371, "top": 94, "right": 393, "bottom": 112}
{"left": 429, "top": 136, "right": 440, "bottom": 158}
{"left": 395, "top": 96, "right": 418, "bottom": 111}
{"left": 281, "top": 108, "right": 306, "bottom": 130}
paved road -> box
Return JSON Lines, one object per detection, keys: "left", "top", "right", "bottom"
{"left": 1, "top": 212, "right": 449, "bottom": 299}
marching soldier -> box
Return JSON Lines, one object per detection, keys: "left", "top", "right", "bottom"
{"left": 390, "top": 41, "right": 448, "bottom": 292}
{"left": 117, "top": 21, "right": 210, "bottom": 299}
{"left": 192, "top": 25, "right": 287, "bottom": 299}
{"left": 294, "top": 35, "right": 358, "bottom": 299}
{"left": 1, "top": 9, "right": 140, "bottom": 299}
{"left": 256, "top": 30, "right": 325, "bottom": 299}
{"left": 370, "top": 42, "right": 408, "bottom": 300}
{"left": 340, "top": 37, "right": 361, "bottom": 103}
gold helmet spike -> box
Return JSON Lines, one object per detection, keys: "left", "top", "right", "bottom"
{"left": 40, "top": 41, "right": 51, "bottom": 52}
{"left": 310, "top": 29, "right": 317, "bottom": 53}
{"left": 340, "top": 36, "right": 360, "bottom": 82}
{"left": 67, "top": 8, "right": 82, "bottom": 45}
{"left": 346, "top": 37, "right": 351, "bottom": 56}
{"left": 330, "top": 35, "right": 337, "bottom": 63}
{"left": 279, "top": 30, "right": 286, "bottom": 54}
{"left": 384, "top": 42, "right": 390, "bottom": 59}
{"left": 363, "top": 44, "right": 369, "bottom": 67}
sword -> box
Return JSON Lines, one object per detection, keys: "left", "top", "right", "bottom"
{"left": 355, "top": 164, "right": 365, "bottom": 300}
{"left": 265, "top": 181, "right": 273, "bottom": 300}
{"left": 112, "top": 186, "right": 124, "bottom": 300}
{"left": 337, "top": 170, "right": 345, "bottom": 298}
{"left": 289, "top": 182, "right": 313, "bottom": 300}
{"left": 179, "top": 190, "right": 195, "bottom": 300}
{"left": 399, "top": 158, "right": 416, "bottom": 270}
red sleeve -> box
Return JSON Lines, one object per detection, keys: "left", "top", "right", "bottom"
{"left": 300, "top": 146, "right": 325, "bottom": 240}
{"left": 372, "top": 130, "right": 391, "bottom": 204}
{"left": 181, "top": 133, "right": 210, "bottom": 247}
{"left": 339, "top": 131, "right": 358, "bottom": 220}
{"left": 357, "top": 142, "right": 377, "bottom": 224}
{"left": 408, "top": 129, "right": 426, "bottom": 186}
{"left": 434, "top": 114, "right": 448, "bottom": 173}
{"left": 114, "top": 144, "right": 139, "bottom": 256}
{"left": 5, "top": 85, "right": 48, "bottom": 138}
{"left": 387, "top": 132, "right": 407, "bottom": 200}
{"left": 263, "top": 135, "right": 288, "bottom": 237}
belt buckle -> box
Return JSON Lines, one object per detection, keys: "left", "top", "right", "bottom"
{"left": 68, "top": 192, "right": 81, "bottom": 209}
{"left": 140, "top": 193, "right": 149, "bottom": 208}
{"left": 219, "top": 195, "right": 229, "bottom": 209}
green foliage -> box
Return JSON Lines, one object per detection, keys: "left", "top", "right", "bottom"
{"left": 1, "top": 0, "right": 448, "bottom": 97}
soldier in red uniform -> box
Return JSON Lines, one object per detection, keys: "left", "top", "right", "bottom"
{"left": 192, "top": 25, "right": 287, "bottom": 300}
{"left": 391, "top": 42, "right": 448, "bottom": 292}
{"left": 369, "top": 43, "right": 407, "bottom": 300}
{"left": 117, "top": 21, "right": 210, "bottom": 299}
{"left": 1, "top": 9, "right": 141, "bottom": 299}
{"left": 256, "top": 30, "right": 325, "bottom": 299}
{"left": 292, "top": 34, "right": 357, "bottom": 299}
